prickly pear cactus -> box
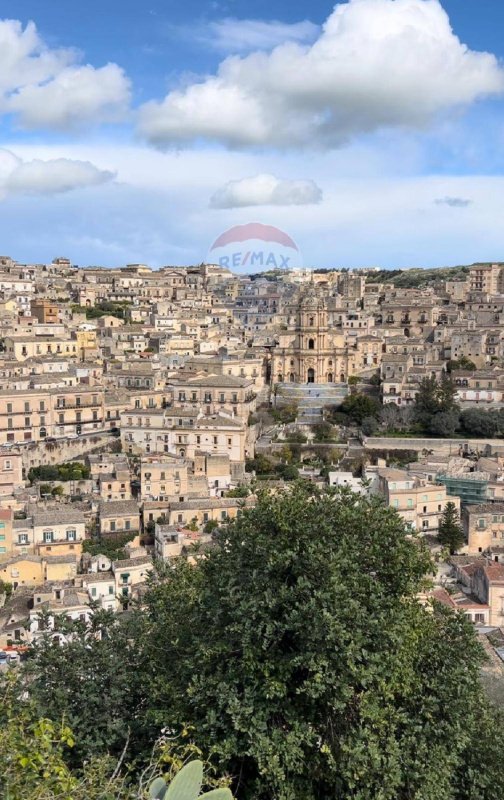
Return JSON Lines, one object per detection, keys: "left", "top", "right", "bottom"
{"left": 149, "top": 760, "right": 232, "bottom": 800}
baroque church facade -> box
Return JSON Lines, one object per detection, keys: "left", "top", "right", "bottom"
{"left": 272, "top": 288, "right": 349, "bottom": 385}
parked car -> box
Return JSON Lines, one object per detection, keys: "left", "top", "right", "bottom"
{"left": 0, "top": 651, "right": 7, "bottom": 662}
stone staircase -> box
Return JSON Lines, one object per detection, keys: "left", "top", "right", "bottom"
{"left": 276, "top": 383, "right": 349, "bottom": 423}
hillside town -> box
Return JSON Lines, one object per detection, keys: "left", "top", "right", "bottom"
{"left": 3, "top": 256, "right": 504, "bottom": 651}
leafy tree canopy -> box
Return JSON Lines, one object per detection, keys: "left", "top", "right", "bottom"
{"left": 340, "top": 393, "right": 380, "bottom": 425}
{"left": 141, "top": 485, "right": 502, "bottom": 800}
{"left": 460, "top": 408, "right": 500, "bottom": 439}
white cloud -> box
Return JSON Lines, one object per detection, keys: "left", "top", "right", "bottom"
{"left": 0, "top": 149, "right": 114, "bottom": 197}
{"left": 210, "top": 173, "right": 323, "bottom": 207}
{"left": 192, "top": 18, "right": 318, "bottom": 53}
{"left": 434, "top": 196, "right": 472, "bottom": 208}
{"left": 138, "top": 0, "right": 504, "bottom": 149}
{"left": 0, "top": 19, "right": 130, "bottom": 129}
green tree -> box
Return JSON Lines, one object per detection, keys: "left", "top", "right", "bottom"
{"left": 340, "top": 392, "right": 380, "bottom": 425}
{"left": 460, "top": 408, "right": 499, "bottom": 438}
{"left": 25, "top": 608, "right": 152, "bottom": 769}
{"left": 311, "top": 421, "right": 335, "bottom": 442}
{"left": 414, "top": 375, "right": 459, "bottom": 435}
{"left": 361, "top": 415, "right": 379, "bottom": 436}
{"left": 274, "top": 463, "right": 299, "bottom": 481}
{"left": 438, "top": 501, "right": 465, "bottom": 554}
{"left": 428, "top": 410, "right": 460, "bottom": 437}
{"left": 245, "top": 454, "right": 274, "bottom": 475}
{"left": 446, "top": 356, "right": 477, "bottom": 373}
{"left": 143, "top": 486, "right": 501, "bottom": 800}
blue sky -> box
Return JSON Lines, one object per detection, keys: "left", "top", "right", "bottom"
{"left": 1, "top": 0, "right": 504, "bottom": 269}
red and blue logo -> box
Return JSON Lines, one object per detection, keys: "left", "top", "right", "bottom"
{"left": 207, "top": 222, "right": 302, "bottom": 271}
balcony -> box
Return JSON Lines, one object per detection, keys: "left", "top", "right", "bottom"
{"left": 56, "top": 398, "right": 101, "bottom": 409}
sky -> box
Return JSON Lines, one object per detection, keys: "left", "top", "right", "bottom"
{"left": 1, "top": 0, "right": 504, "bottom": 270}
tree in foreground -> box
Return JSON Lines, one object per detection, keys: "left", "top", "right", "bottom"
{"left": 144, "top": 485, "right": 503, "bottom": 800}
{"left": 438, "top": 501, "right": 465, "bottom": 554}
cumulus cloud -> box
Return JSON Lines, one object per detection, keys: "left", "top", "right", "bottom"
{"left": 0, "top": 149, "right": 114, "bottom": 198}
{"left": 0, "top": 19, "right": 130, "bottom": 129}
{"left": 210, "top": 173, "right": 323, "bottom": 208}
{"left": 138, "top": 0, "right": 504, "bottom": 150}
{"left": 435, "top": 196, "right": 472, "bottom": 207}
{"left": 191, "top": 18, "right": 318, "bottom": 53}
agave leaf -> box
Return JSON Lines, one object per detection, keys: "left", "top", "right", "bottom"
{"left": 199, "top": 789, "right": 233, "bottom": 799}
{"left": 149, "top": 777, "right": 168, "bottom": 800}
{"left": 166, "top": 760, "right": 204, "bottom": 800}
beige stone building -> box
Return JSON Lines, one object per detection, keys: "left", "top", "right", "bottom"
{"left": 463, "top": 503, "right": 504, "bottom": 554}
{"left": 375, "top": 468, "right": 459, "bottom": 535}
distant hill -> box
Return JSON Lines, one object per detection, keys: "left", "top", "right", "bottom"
{"left": 366, "top": 265, "right": 469, "bottom": 288}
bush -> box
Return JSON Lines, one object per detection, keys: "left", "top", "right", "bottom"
{"left": 82, "top": 533, "right": 134, "bottom": 561}
{"left": 226, "top": 485, "right": 250, "bottom": 498}
{"left": 340, "top": 393, "right": 380, "bottom": 425}
{"left": 245, "top": 455, "right": 274, "bottom": 475}
{"left": 274, "top": 463, "right": 300, "bottom": 481}
{"left": 311, "top": 422, "right": 335, "bottom": 442}
{"left": 29, "top": 462, "right": 90, "bottom": 483}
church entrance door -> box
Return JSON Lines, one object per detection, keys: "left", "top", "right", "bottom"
{"left": 307, "top": 368, "right": 315, "bottom": 384}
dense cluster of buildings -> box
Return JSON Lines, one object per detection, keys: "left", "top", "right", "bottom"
{"left": 3, "top": 256, "right": 504, "bottom": 645}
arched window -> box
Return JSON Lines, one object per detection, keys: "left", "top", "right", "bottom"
{"left": 328, "top": 360, "right": 333, "bottom": 366}
{"left": 309, "top": 316, "right": 314, "bottom": 326}
{"left": 277, "top": 373, "right": 283, "bottom": 383}
{"left": 290, "top": 373, "right": 295, "bottom": 382}
{"left": 328, "top": 373, "right": 333, "bottom": 383}
{"left": 307, "top": 368, "right": 315, "bottom": 384}
{"left": 308, "top": 338, "right": 315, "bottom": 350}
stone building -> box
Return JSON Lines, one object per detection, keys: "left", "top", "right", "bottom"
{"left": 272, "top": 287, "right": 347, "bottom": 384}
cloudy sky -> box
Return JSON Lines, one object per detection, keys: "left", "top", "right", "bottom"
{"left": 1, "top": 0, "right": 504, "bottom": 269}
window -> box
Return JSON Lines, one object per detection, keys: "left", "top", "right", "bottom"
{"left": 110, "top": 521, "right": 116, "bottom": 532}
{"left": 66, "top": 529, "right": 76, "bottom": 541}
{"left": 108, "top": 585, "right": 114, "bottom": 594}
{"left": 308, "top": 338, "right": 315, "bottom": 350}
{"left": 91, "top": 587, "right": 97, "bottom": 597}
{"left": 3, "top": 460, "right": 11, "bottom": 471}
{"left": 478, "top": 518, "right": 486, "bottom": 530}
{"left": 43, "top": 530, "right": 53, "bottom": 543}
{"left": 475, "top": 613, "right": 485, "bottom": 624}
{"left": 7, "top": 403, "right": 12, "bottom": 413}
{"left": 24, "top": 402, "right": 30, "bottom": 413}
{"left": 125, "top": 520, "right": 131, "bottom": 531}
{"left": 393, "top": 500, "right": 399, "bottom": 508}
